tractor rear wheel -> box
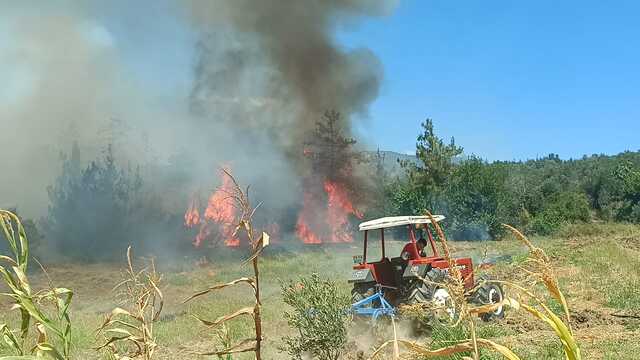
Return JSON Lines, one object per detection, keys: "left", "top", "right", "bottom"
{"left": 406, "top": 268, "right": 445, "bottom": 304}
{"left": 473, "top": 276, "right": 505, "bottom": 321}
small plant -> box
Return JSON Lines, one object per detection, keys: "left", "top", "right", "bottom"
{"left": 211, "top": 324, "right": 233, "bottom": 360}
{"left": 0, "top": 209, "right": 73, "bottom": 359}
{"left": 96, "top": 246, "right": 163, "bottom": 360}
{"left": 184, "top": 170, "right": 269, "bottom": 360}
{"left": 280, "top": 273, "right": 351, "bottom": 360}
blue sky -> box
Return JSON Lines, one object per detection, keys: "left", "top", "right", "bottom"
{"left": 342, "top": 0, "right": 640, "bottom": 160}
{"left": 4, "top": 1, "right": 639, "bottom": 162}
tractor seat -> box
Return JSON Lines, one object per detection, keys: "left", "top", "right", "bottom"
{"left": 370, "top": 258, "right": 398, "bottom": 289}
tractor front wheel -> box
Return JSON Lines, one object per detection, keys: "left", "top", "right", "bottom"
{"left": 473, "top": 277, "right": 505, "bottom": 321}
{"left": 407, "top": 281, "right": 431, "bottom": 304}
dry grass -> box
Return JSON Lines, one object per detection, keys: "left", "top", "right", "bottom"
{"left": 96, "top": 246, "right": 163, "bottom": 359}
{"left": 1, "top": 214, "right": 638, "bottom": 359}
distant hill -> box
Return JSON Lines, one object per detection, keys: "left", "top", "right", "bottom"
{"left": 361, "top": 150, "right": 418, "bottom": 177}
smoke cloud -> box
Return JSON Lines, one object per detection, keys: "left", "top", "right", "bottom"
{"left": 0, "top": 0, "right": 398, "bottom": 227}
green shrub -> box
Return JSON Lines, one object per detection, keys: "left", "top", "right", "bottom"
{"left": 280, "top": 274, "right": 351, "bottom": 360}
{"left": 529, "top": 192, "right": 591, "bottom": 235}
{"left": 41, "top": 144, "right": 181, "bottom": 261}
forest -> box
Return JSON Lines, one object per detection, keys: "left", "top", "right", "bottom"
{"left": 377, "top": 119, "right": 640, "bottom": 240}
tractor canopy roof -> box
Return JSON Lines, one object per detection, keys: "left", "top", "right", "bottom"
{"left": 358, "top": 215, "right": 445, "bottom": 231}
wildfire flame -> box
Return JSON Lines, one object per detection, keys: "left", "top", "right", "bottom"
{"left": 186, "top": 168, "right": 360, "bottom": 246}
{"left": 184, "top": 198, "right": 200, "bottom": 227}
{"left": 296, "top": 191, "right": 322, "bottom": 244}
{"left": 184, "top": 168, "right": 240, "bottom": 247}
{"left": 296, "top": 179, "right": 362, "bottom": 244}
{"left": 324, "top": 180, "right": 363, "bottom": 243}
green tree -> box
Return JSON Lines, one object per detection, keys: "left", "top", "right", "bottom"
{"left": 444, "top": 157, "right": 508, "bottom": 239}
{"left": 611, "top": 160, "right": 640, "bottom": 222}
{"left": 406, "top": 119, "right": 463, "bottom": 187}
{"left": 402, "top": 119, "right": 463, "bottom": 212}
{"left": 42, "top": 144, "right": 143, "bottom": 260}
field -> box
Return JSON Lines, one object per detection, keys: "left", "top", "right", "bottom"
{"left": 1, "top": 223, "right": 639, "bottom": 359}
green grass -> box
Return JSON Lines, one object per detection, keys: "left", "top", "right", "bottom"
{"left": 567, "top": 238, "right": 640, "bottom": 310}
{"left": 2, "top": 224, "right": 639, "bottom": 359}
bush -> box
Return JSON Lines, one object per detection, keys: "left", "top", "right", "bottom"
{"left": 41, "top": 144, "right": 179, "bottom": 260}
{"left": 280, "top": 274, "right": 351, "bottom": 360}
{"left": 444, "top": 158, "right": 507, "bottom": 240}
{"left": 42, "top": 145, "right": 140, "bottom": 260}
{"left": 529, "top": 192, "right": 591, "bottom": 235}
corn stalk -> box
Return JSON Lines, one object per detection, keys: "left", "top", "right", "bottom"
{"left": 183, "top": 170, "right": 269, "bottom": 360}
{"left": 0, "top": 209, "right": 73, "bottom": 360}
{"left": 498, "top": 224, "right": 581, "bottom": 360}
{"left": 96, "top": 246, "right": 163, "bottom": 360}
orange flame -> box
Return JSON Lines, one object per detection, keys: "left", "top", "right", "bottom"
{"left": 324, "top": 180, "right": 363, "bottom": 243}
{"left": 184, "top": 167, "right": 240, "bottom": 247}
{"left": 296, "top": 191, "right": 322, "bottom": 244}
{"left": 184, "top": 198, "right": 200, "bottom": 227}
{"left": 203, "top": 171, "right": 239, "bottom": 247}
{"left": 296, "top": 180, "right": 362, "bottom": 244}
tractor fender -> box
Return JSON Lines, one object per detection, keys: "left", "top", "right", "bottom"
{"left": 403, "top": 263, "right": 432, "bottom": 279}
{"left": 348, "top": 268, "right": 374, "bottom": 283}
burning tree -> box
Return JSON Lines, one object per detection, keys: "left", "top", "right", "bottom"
{"left": 184, "top": 167, "right": 241, "bottom": 248}
{"left": 304, "top": 110, "right": 358, "bottom": 180}
{"left": 297, "top": 110, "right": 364, "bottom": 244}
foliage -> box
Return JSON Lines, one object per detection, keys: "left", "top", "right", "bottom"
{"left": 444, "top": 158, "right": 508, "bottom": 239}
{"left": 307, "top": 110, "right": 358, "bottom": 181}
{"left": 405, "top": 119, "right": 464, "bottom": 190}
{"left": 0, "top": 210, "right": 73, "bottom": 360}
{"left": 610, "top": 160, "right": 640, "bottom": 222}
{"left": 371, "top": 119, "right": 640, "bottom": 239}
{"left": 42, "top": 144, "right": 139, "bottom": 260}
{"left": 41, "top": 144, "right": 180, "bottom": 260}
{"left": 529, "top": 191, "right": 591, "bottom": 235}
{"left": 96, "top": 247, "right": 163, "bottom": 360}
{"left": 0, "top": 209, "right": 41, "bottom": 257}
{"left": 280, "top": 273, "right": 351, "bottom": 360}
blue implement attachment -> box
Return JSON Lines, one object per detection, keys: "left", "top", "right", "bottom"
{"left": 351, "top": 291, "right": 396, "bottom": 320}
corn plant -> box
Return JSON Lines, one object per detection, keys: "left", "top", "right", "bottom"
{"left": 0, "top": 209, "right": 73, "bottom": 360}
{"left": 498, "top": 224, "right": 581, "bottom": 360}
{"left": 96, "top": 246, "right": 163, "bottom": 360}
{"left": 212, "top": 324, "right": 233, "bottom": 360}
{"left": 184, "top": 170, "right": 269, "bottom": 360}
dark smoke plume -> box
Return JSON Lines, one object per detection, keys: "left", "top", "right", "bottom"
{"left": 186, "top": 0, "right": 394, "bottom": 155}
{"left": 0, "top": 0, "right": 398, "bottom": 236}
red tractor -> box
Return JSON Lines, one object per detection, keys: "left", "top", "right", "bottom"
{"left": 349, "top": 216, "right": 504, "bottom": 321}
